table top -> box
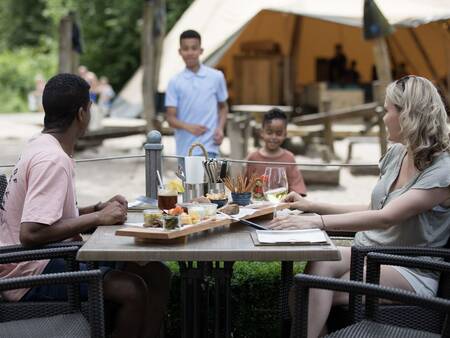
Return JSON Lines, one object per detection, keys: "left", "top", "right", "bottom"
{"left": 77, "top": 218, "right": 341, "bottom": 262}
{"left": 231, "top": 105, "right": 293, "bottom": 113}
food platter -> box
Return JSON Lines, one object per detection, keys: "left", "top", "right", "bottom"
{"left": 115, "top": 202, "right": 289, "bottom": 243}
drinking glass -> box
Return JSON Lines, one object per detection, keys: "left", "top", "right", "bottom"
{"left": 262, "top": 167, "right": 288, "bottom": 203}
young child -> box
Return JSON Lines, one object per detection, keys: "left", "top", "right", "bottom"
{"left": 165, "top": 29, "right": 229, "bottom": 157}
{"left": 245, "top": 108, "right": 307, "bottom": 197}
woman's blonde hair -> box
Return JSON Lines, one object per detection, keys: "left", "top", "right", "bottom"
{"left": 385, "top": 76, "right": 449, "bottom": 170}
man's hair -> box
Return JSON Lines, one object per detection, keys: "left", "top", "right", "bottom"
{"left": 180, "top": 30, "right": 201, "bottom": 44}
{"left": 262, "top": 108, "right": 287, "bottom": 128}
{"left": 42, "top": 73, "right": 90, "bottom": 132}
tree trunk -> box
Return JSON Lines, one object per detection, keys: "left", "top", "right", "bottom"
{"left": 142, "top": 1, "right": 156, "bottom": 132}
{"left": 59, "top": 15, "right": 73, "bottom": 74}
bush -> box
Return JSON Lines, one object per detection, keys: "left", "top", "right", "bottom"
{"left": 0, "top": 47, "right": 56, "bottom": 113}
{"left": 164, "top": 261, "right": 305, "bottom": 337}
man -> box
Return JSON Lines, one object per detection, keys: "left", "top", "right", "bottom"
{"left": 0, "top": 73, "right": 171, "bottom": 338}
{"left": 165, "top": 29, "right": 229, "bottom": 157}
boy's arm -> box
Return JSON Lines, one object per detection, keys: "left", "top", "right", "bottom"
{"left": 166, "top": 106, "right": 207, "bottom": 136}
{"left": 20, "top": 202, "right": 127, "bottom": 247}
{"left": 214, "top": 102, "right": 229, "bottom": 145}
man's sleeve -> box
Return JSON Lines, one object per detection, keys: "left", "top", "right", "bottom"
{"left": 21, "top": 161, "right": 69, "bottom": 225}
{"left": 165, "top": 78, "right": 178, "bottom": 108}
{"left": 216, "top": 72, "right": 228, "bottom": 103}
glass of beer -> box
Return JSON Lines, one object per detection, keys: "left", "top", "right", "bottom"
{"left": 158, "top": 189, "right": 178, "bottom": 210}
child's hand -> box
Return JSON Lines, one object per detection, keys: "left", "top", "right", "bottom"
{"left": 187, "top": 124, "right": 207, "bottom": 136}
{"left": 213, "top": 128, "right": 224, "bottom": 145}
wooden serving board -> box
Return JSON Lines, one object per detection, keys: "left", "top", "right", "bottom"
{"left": 115, "top": 203, "right": 290, "bottom": 243}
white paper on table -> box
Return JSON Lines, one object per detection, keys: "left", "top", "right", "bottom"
{"left": 234, "top": 208, "right": 258, "bottom": 219}
{"left": 124, "top": 222, "right": 145, "bottom": 228}
{"left": 256, "top": 229, "right": 327, "bottom": 244}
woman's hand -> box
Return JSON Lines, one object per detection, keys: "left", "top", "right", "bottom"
{"left": 283, "top": 192, "right": 313, "bottom": 212}
{"left": 267, "top": 214, "right": 322, "bottom": 230}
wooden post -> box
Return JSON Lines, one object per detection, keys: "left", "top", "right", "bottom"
{"left": 321, "top": 100, "right": 334, "bottom": 154}
{"left": 142, "top": 0, "right": 156, "bottom": 132}
{"left": 58, "top": 15, "right": 73, "bottom": 74}
{"left": 372, "top": 37, "right": 392, "bottom": 100}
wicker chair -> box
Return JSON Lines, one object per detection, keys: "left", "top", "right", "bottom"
{"left": 327, "top": 243, "right": 450, "bottom": 334}
{"left": 0, "top": 174, "right": 7, "bottom": 205}
{"left": 291, "top": 271, "right": 450, "bottom": 337}
{"left": 0, "top": 245, "right": 105, "bottom": 338}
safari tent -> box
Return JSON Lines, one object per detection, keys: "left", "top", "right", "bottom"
{"left": 112, "top": 0, "right": 450, "bottom": 117}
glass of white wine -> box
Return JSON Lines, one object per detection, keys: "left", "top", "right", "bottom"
{"left": 262, "top": 167, "right": 288, "bottom": 203}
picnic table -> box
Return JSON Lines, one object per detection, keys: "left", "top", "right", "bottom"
{"left": 77, "top": 212, "right": 340, "bottom": 337}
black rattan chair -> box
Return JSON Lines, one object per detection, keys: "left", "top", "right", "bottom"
{"left": 0, "top": 174, "right": 7, "bottom": 205}
{"left": 330, "top": 245, "right": 450, "bottom": 334}
{"left": 291, "top": 272, "right": 450, "bottom": 338}
{"left": 0, "top": 246, "right": 105, "bottom": 337}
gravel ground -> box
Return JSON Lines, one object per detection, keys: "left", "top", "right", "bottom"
{"left": 0, "top": 113, "right": 380, "bottom": 207}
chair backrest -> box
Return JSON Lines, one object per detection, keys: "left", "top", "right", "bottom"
{"left": 437, "top": 236, "right": 450, "bottom": 299}
{"left": 0, "top": 174, "right": 7, "bottom": 206}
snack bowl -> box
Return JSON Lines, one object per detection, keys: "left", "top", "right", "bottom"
{"left": 187, "top": 205, "right": 206, "bottom": 222}
{"left": 163, "top": 214, "right": 180, "bottom": 230}
{"left": 143, "top": 209, "right": 163, "bottom": 228}
{"left": 231, "top": 192, "right": 252, "bottom": 206}
{"left": 209, "top": 198, "right": 228, "bottom": 208}
{"left": 201, "top": 203, "right": 218, "bottom": 217}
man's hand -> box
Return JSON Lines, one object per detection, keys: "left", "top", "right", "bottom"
{"left": 283, "top": 192, "right": 313, "bottom": 212}
{"left": 98, "top": 194, "right": 127, "bottom": 210}
{"left": 186, "top": 124, "right": 207, "bottom": 136}
{"left": 213, "top": 128, "right": 224, "bottom": 145}
{"left": 267, "top": 215, "right": 321, "bottom": 230}
{"left": 97, "top": 201, "right": 127, "bottom": 225}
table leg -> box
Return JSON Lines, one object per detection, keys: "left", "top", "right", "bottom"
{"left": 212, "top": 261, "right": 234, "bottom": 338}
{"left": 280, "top": 261, "right": 294, "bottom": 337}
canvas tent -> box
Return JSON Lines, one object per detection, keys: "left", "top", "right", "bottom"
{"left": 111, "top": 0, "right": 450, "bottom": 117}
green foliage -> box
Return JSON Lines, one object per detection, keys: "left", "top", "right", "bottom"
{"left": 164, "top": 261, "right": 305, "bottom": 337}
{"left": 0, "top": 0, "right": 194, "bottom": 112}
{"left": 0, "top": 47, "right": 57, "bottom": 113}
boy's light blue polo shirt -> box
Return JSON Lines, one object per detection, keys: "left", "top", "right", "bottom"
{"left": 165, "top": 64, "right": 228, "bottom": 156}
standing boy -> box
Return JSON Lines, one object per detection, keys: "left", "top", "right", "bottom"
{"left": 245, "top": 108, "right": 307, "bottom": 196}
{"left": 165, "top": 30, "right": 229, "bottom": 157}
{"left": 0, "top": 73, "right": 171, "bottom": 338}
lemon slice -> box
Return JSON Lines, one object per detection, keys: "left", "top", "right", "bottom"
{"left": 167, "top": 179, "right": 185, "bottom": 193}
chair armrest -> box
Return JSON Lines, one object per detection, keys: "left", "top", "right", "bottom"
{"left": 0, "top": 241, "right": 85, "bottom": 254}
{"left": 0, "top": 246, "right": 80, "bottom": 264}
{"left": 0, "top": 270, "right": 105, "bottom": 338}
{"left": 366, "top": 252, "right": 450, "bottom": 284}
{"left": 349, "top": 245, "right": 450, "bottom": 321}
{"left": 291, "top": 274, "right": 450, "bottom": 338}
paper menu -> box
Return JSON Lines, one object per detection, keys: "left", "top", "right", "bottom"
{"left": 256, "top": 229, "right": 327, "bottom": 244}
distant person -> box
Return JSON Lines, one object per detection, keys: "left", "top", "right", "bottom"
{"left": 394, "top": 62, "right": 408, "bottom": 79}
{"left": 98, "top": 76, "right": 115, "bottom": 116}
{"left": 0, "top": 73, "right": 171, "bottom": 338}
{"left": 245, "top": 108, "right": 307, "bottom": 196}
{"left": 78, "top": 65, "right": 88, "bottom": 80}
{"left": 329, "top": 44, "right": 347, "bottom": 84}
{"left": 345, "top": 60, "right": 361, "bottom": 85}
{"left": 165, "top": 29, "right": 229, "bottom": 157}
{"left": 27, "top": 74, "right": 46, "bottom": 112}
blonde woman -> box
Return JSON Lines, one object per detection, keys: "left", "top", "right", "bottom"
{"left": 269, "top": 76, "right": 450, "bottom": 337}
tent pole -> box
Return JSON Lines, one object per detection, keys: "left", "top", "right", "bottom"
{"left": 389, "top": 35, "right": 420, "bottom": 75}
{"left": 142, "top": 0, "right": 157, "bottom": 132}
{"left": 288, "top": 16, "right": 302, "bottom": 107}
{"left": 409, "top": 28, "right": 444, "bottom": 88}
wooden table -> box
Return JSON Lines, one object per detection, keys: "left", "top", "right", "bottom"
{"left": 78, "top": 216, "right": 340, "bottom": 337}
